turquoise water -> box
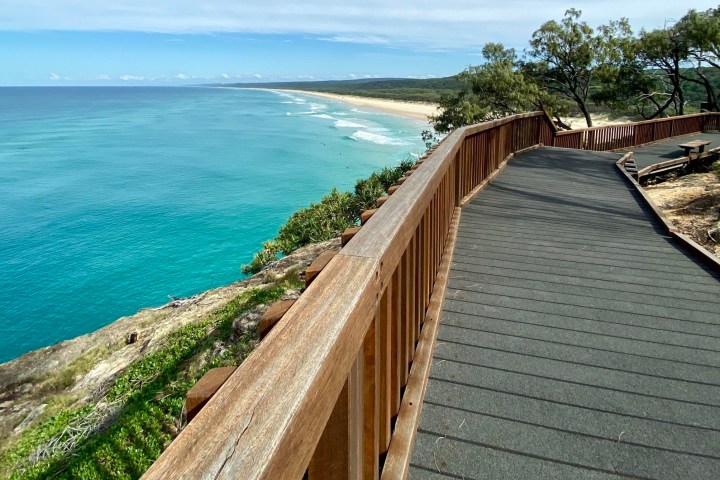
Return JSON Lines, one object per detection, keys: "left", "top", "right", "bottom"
{"left": 0, "top": 87, "right": 426, "bottom": 362}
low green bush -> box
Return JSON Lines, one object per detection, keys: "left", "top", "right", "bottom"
{"left": 242, "top": 158, "right": 415, "bottom": 274}
{"left": 712, "top": 160, "right": 720, "bottom": 180}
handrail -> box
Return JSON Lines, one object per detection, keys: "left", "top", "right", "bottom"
{"left": 143, "top": 111, "right": 554, "bottom": 479}
{"left": 554, "top": 112, "right": 720, "bottom": 151}
{"left": 143, "top": 110, "right": 716, "bottom": 479}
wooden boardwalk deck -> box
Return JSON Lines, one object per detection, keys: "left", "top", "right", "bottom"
{"left": 625, "top": 131, "right": 720, "bottom": 170}
{"left": 410, "top": 147, "right": 720, "bottom": 479}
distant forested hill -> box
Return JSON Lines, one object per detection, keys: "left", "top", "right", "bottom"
{"left": 213, "top": 77, "right": 463, "bottom": 103}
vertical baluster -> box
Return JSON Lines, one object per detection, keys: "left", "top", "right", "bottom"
{"left": 391, "top": 267, "right": 401, "bottom": 412}
{"left": 405, "top": 238, "right": 415, "bottom": 370}
{"left": 424, "top": 206, "right": 431, "bottom": 317}
{"left": 399, "top": 250, "right": 409, "bottom": 386}
{"left": 415, "top": 224, "right": 422, "bottom": 340}
{"left": 378, "top": 284, "right": 392, "bottom": 454}
{"left": 308, "top": 353, "right": 364, "bottom": 479}
{"left": 362, "top": 317, "right": 379, "bottom": 479}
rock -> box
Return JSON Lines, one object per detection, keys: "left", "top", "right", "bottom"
{"left": 13, "top": 404, "right": 46, "bottom": 434}
{"left": 232, "top": 306, "right": 264, "bottom": 336}
{"left": 126, "top": 331, "right": 139, "bottom": 344}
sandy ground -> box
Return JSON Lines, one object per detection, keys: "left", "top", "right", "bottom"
{"left": 645, "top": 172, "right": 720, "bottom": 258}
{"left": 565, "top": 114, "right": 634, "bottom": 129}
{"left": 268, "top": 89, "right": 635, "bottom": 129}
{"left": 274, "top": 89, "right": 439, "bottom": 123}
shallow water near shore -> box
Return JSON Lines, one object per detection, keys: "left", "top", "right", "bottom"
{"left": 0, "top": 86, "right": 427, "bottom": 362}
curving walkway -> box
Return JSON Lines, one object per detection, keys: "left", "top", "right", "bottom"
{"left": 410, "top": 147, "right": 720, "bottom": 479}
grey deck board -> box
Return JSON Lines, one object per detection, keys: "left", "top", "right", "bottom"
{"left": 410, "top": 146, "right": 720, "bottom": 479}
{"left": 620, "top": 132, "right": 720, "bottom": 169}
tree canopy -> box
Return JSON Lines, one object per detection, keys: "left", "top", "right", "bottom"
{"left": 429, "top": 6, "right": 720, "bottom": 134}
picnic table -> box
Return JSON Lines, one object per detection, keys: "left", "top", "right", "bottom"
{"left": 678, "top": 139, "right": 711, "bottom": 156}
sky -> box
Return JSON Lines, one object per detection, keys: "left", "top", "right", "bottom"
{"left": 1, "top": 1, "right": 718, "bottom": 86}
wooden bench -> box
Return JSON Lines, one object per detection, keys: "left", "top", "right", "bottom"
{"left": 678, "top": 140, "right": 711, "bottom": 157}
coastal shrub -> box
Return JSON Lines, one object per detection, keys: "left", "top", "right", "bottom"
{"left": 3, "top": 279, "right": 301, "bottom": 480}
{"left": 352, "top": 177, "right": 386, "bottom": 214}
{"left": 241, "top": 159, "right": 415, "bottom": 275}
{"left": 274, "top": 188, "right": 356, "bottom": 255}
{"left": 712, "top": 160, "right": 720, "bottom": 180}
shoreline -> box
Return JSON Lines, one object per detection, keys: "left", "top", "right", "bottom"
{"left": 271, "top": 89, "right": 438, "bottom": 123}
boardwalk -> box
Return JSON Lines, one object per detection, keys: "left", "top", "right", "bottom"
{"left": 626, "top": 131, "right": 720, "bottom": 170}
{"left": 410, "top": 147, "right": 720, "bottom": 479}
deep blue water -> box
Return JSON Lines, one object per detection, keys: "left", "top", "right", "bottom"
{"left": 0, "top": 87, "right": 426, "bottom": 362}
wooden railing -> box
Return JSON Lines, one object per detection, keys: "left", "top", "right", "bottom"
{"left": 554, "top": 112, "right": 720, "bottom": 151}
{"left": 142, "top": 112, "right": 554, "bottom": 480}
{"left": 143, "top": 110, "right": 716, "bottom": 480}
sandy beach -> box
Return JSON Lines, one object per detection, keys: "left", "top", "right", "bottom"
{"left": 274, "top": 89, "right": 439, "bottom": 123}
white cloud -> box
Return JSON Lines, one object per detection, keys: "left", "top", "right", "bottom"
{"left": 175, "top": 73, "right": 189, "bottom": 79}
{"left": 1, "top": 1, "right": 717, "bottom": 50}
{"left": 221, "top": 73, "right": 229, "bottom": 79}
{"left": 252, "top": 73, "right": 262, "bottom": 79}
{"left": 48, "top": 72, "right": 60, "bottom": 80}
{"left": 119, "top": 74, "right": 144, "bottom": 81}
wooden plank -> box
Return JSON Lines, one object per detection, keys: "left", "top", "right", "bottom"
{"left": 390, "top": 269, "right": 401, "bottom": 415}
{"left": 378, "top": 282, "right": 392, "bottom": 453}
{"left": 362, "top": 318, "right": 380, "bottom": 479}
{"left": 258, "top": 299, "right": 297, "bottom": 339}
{"left": 382, "top": 208, "right": 462, "bottom": 479}
{"left": 399, "top": 251, "right": 409, "bottom": 388}
{"left": 142, "top": 255, "right": 379, "bottom": 480}
{"left": 308, "top": 353, "right": 363, "bottom": 480}
{"left": 360, "top": 209, "right": 377, "bottom": 225}
{"left": 186, "top": 367, "right": 238, "bottom": 422}
{"left": 414, "top": 226, "right": 422, "bottom": 342}
{"left": 308, "top": 380, "right": 351, "bottom": 478}
{"left": 342, "top": 226, "right": 361, "bottom": 246}
{"left": 305, "top": 249, "right": 340, "bottom": 287}
{"left": 405, "top": 240, "right": 415, "bottom": 371}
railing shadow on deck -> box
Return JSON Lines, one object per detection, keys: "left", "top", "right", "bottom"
{"left": 142, "top": 111, "right": 719, "bottom": 480}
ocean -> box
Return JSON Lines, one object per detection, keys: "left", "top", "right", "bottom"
{"left": 0, "top": 87, "right": 427, "bottom": 363}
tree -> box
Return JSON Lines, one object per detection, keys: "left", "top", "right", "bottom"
{"left": 590, "top": 54, "right": 669, "bottom": 119}
{"left": 678, "top": 7, "right": 720, "bottom": 110}
{"left": 636, "top": 24, "right": 690, "bottom": 117}
{"left": 527, "top": 9, "right": 633, "bottom": 127}
{"left": 430, "top": 43, "right": 552, "bottom": 133}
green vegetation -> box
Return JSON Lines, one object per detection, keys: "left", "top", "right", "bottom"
{"left": 528, "top": 9, "right": 634, "bottom": 127}
{"left": 242, "top": 158, "right": 415, "bottom": 274}
{"left": 432, "top": 6, "right": 720, "bottom": 132}
{"left": 2, "top": 273, "right": 302, "bottom": 480}
{"left": 712, "top": 160, "right": 720, "bottom": 180}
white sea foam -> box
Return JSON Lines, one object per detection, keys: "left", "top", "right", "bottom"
{"left": 309, "top": 103, "right": 327, "bottom": 111}
{"left": 349, "top": 131, "right": 410, "bottom": 146}
{"left": 334, "top": 120, "right": 366, "bottom": 128}
{"left": 312, "top": 114, "right": 334, "bottom": 120}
